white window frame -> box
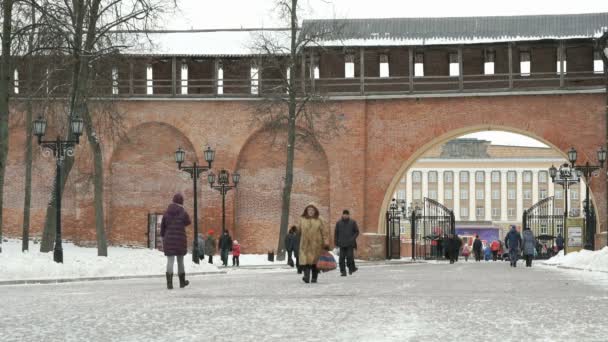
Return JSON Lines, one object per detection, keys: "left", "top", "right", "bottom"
{"left": 414, "top": 53, "right": 424, "bottom": 77}
{"left": 491, "top": 171, "right": 500, "bottom": 183}
{"left": 475, "top": 171, "right": 485, "bottom": 183}
{"left": 538, "top": 171, "right": 547, "bottom": 183}
{"left": 523, "top": 190, "right": 532, "bottom": 200}
{"left": 428, "top": 171, "right": 437, "bottom": 183}
{"left": 449, "top": 53, "right": 459, "bottom": 77}
{"left": 508, "top": 189, "right": 516, "bottom": 200}
{"left": 345, "top": 54, "right": 355, "bottom": 79}
{"left": 412, "top": 171, "right": 422, "bottom": 183}
{"left": 539, "top": 189, "right": 548, "bottom": 199}
{"left": 444, "top": 171, "right": 453, "bottom": 183}
{"left": 594, "top": 52, "right": 604, "bottom": 74}
{"left": 13, "top": 69, "right": 19, "bottom": 94}
{"left": 484, "top": 50, "right": 495, "bottom": 75}
{"left": 555, "top": 190, "right": 563, "bottom": 199}
{"left": 460, "top": 171, "right": 469, "bottom": 183}
{"left": 508, "top": 208, "right": 516, "bottom": 218}
{"left": 379, "top": 54, "right": 390, "bottom": 78}
{"left": 492, "top": 208, "right": 500, "bottom": 218}
{"left": 571, "top": 190, "right": 578, "bottom": 200}
{"left": 428, "top": 190, "right": 438, "bottom": 200}
{"left": 413, "top": 189, "right": 421, "bottom": 200}
{"left": 250, "top": 64, "right": 259, "bottom": 95}
{"left": 217, "top": 66, "right": 224, "bottom": 95}
{"left": 523, "top": 171, "right": 532, "bottom": 183}
{"left": 313, "top": 65, "right": 320, "bottom": 79}
{"left": 492, "top": 190, "right": 500, "bottom": 200}
{"left": 508, "top": 171, "right": 516, "bottom": 183}
{"left": 476, "top": 207, "right": 484, "bottom": 218}
{"left": 520, "top": 52, "right": 531, "bottom": 77}
{"left": 460, "top": 189, "right": 468, "bottom": 200}
{"left": 180, "top": 63, "right": 188, "bottom": 95}
{"left": 555, "top": 207, "right": 563, "bottom": 215}
{"left": 476, "top": 189, "right": 484, "bottom": 200}
{"left": 557, "top": 50, "right": 567, "bottom": 75}
{"left": 397, "top": 190, "right": 406, "bottom": 200}
{"left": 460, "top": 207, "right": 469, "bottom": 218}
{"left": 444, "top": 189, "right": 453, "bottom": 200}
{"left": 146, "top": 64, "right": 153, "bottom": 95}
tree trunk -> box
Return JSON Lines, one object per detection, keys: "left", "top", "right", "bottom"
{"left": 0, "top": 0, "right": 14, "bottom": 254}
{"left": 275, "top": 0, "right": 299, "bottom": 261}
{"left": 22, "top": 4, "right": 36, "bottom": 252}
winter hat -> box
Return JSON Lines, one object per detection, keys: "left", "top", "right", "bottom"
{"left": 342, "top": 209, "right": 350, "bottom": 215}
{"left": 172, "top": 193, "right": 184, "bottom": 205}
{"left": 233, "top": 240, "right": 238, "bottom": 245}
{"left": 208, "top": 229, "right": 214, "bottom": 235}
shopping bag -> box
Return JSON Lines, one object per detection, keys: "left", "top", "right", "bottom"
{"left": 316, "top": 251, "right": 337, "bottom": 272}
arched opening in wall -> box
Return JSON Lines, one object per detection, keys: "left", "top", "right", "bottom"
{"left": 381, "top": 127, "right": 602, "bottom": 259}
{"left": 109, "top": 122, "right": 197, "bottom": 247}
{"left": 235, "top": 128, "right": 330, "bottom": 254}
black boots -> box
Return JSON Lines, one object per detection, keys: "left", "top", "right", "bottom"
{"left": 311, "top": 268, "right": 319, "bottom": 283}
{"left": 166, "top": 272, "right": 173, "bottom": 290}
{"left": 302, "top": 266, "right": 311, "bottom": 283}
{"left": 178, "top": 273, "right": 189, "bottom": 288}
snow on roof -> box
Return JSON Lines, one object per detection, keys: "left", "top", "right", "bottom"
{"left": 121, "top": 29, "right": 291, "bottom": 57}
{"left": 302, "top": 12, "right": 608, "bottom": 46}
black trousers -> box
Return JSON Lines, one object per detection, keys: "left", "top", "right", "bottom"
{"left": 339, "top": 246, "right": 355, "bottom": 273}
{"left": 208, "top": 255, "right": 213, "bottom": 264}
{"left": 524, "top": 255, "right": 533, "bottom": 267}
{"left": 232, "top": 255, "right": 240, "bottom": 266}
{"left": 474, "top": 251, "right": 481, "bottom": 262}
{"left": 492, "top": 251, "right": 498, "bottom": 261}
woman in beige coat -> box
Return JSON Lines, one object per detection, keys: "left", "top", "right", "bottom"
{"left": 298, "top": 203, "right": 326, "bottom": 284}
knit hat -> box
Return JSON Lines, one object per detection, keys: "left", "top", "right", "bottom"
{"left": 233, "top": 240, "right": 238, "bottom": 245}
{"left": 208, "top": 229, "right": 214, "bottom": 235}
{"left": 172, "top": 193, "right": 184, "bottom": 205}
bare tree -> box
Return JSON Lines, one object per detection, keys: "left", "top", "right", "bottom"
{"left": 33, "top": 0, "right": 175, "bottom": 255}
{"left": 252, "top": 0, "right": 342, "bottom": 260}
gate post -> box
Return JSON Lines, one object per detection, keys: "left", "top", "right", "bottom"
{"left": 411, "top": 211, "right": 416, "bottom": 260}
{"left": 386, "top": 211, "right": 391, "bottom": 260}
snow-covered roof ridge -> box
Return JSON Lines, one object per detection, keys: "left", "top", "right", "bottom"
{"left": 302, "top": 12, "right": 608, "bottom": 46}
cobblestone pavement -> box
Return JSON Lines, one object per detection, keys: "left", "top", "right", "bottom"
{"left": 2, "top": 261, "right": 607, "bottom": 341}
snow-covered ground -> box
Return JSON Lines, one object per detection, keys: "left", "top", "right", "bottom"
{"left": 0, "top": 239, "right": 218, "bottom": 281}
{"left": 542, "top": 247, "right": 608, "bottom": 273}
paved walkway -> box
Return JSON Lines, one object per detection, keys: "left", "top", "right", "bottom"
{"left": 2, "top": 261, "right": 607, "bottom": 341}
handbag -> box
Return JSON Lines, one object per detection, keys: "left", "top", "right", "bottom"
{"left": 316, "top": 251, "right": 337, "bottom": 272}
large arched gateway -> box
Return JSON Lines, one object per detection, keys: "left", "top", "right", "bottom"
{"left": 3, "top": 13, "right": 607, "bottom": 259}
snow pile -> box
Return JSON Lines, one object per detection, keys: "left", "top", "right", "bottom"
{"left": 0, "top": 239, "right": 218, "bottom": 281}
{"left": 543, "top": 247, "right": 608, "bottom": 273}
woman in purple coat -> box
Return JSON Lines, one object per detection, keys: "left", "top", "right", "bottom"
{"left": 161, "top": 193, "right": 192, "bottom": 289}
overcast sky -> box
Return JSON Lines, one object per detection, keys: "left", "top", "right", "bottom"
{"left": 166, "top": 0, "right": 608, "bottom": 29}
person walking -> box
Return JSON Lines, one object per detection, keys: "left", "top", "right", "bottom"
{"left": 298, "top": 203, "right": 326, "bottom": 284}
{"left": 462, "top": 243, "right": 471, "bottom": 262}
{"left": 473, "top": 235, "right": 483, "bottom": 262}
{"left": 334, "top": 209, "right": 360, "bottom": 277}
{"left": 219, "top": 230, "right": 233, "bottom": 267}
{"left": 196, "top": 233, "right": 206, "bottom": 261}
{"left": 505, "top": 225, "right": 522, "bottom": 267}
{"left": 556, "top": 233, "right": 565, "bottom": 252}
{"left": 232, "top": 240, "right": 241, "bottom": 267}
{"left": 491, "top": 240, "right": 501, "bottom": 261}
{"left": 447, "top": 234, "right": 460, "bottom": 264}
{"left": 205, "top": 230, "right": 216, "bottom": 264}
{"left": 160, "top": 193, "right": 191, "bottom": 290}
{"left": 285, "top": 226, "right": 299, "bottom": 268}
{"left": 522, "top": 228, "right": 536, "bottom": 267}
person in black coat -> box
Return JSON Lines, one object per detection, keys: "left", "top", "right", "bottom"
{"left": 285, "top": 225, "right": 301, "bottom": 273}
{"left": 556, "top": 234, "right": 565, "bottom": 252}
{"left": 334, "top": 209, "right": 360, "bottom": 276}
{"left": 473, "top": 235, "right": 483, "bottom": 262}
{"left": 218, "top": 230, "right": 233, "bottom": 267}
{"left": 446, "top": 234, "right": 460, "bottom": 264}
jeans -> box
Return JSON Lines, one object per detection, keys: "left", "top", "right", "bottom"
{"left": 509, "top": 248, "right": 519, "bottom": 266}
{"left": 339, "top": 246, "right": 355, "bottom": 273}
{"left": 166, "top": 255, "right": 185, "bottom": 274}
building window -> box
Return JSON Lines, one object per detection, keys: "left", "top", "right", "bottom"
{"left": 571, "top": 190, "right": 578, "bottom": 200}
{"left": 539, "top": 189, "right": 548, "bottom": 199}
{"left": 460, "top": 171, "right": 469, "bottom": 183}
{"left": 523, "top": 190, "right": 532, "bottom": 200}
{"left": 475, "top": 171, "right": 485, "bottom": 183}
{"left": 538, "top": 171, "right": 547, "bottom": 183}
{"left": 460, "top": 189, "right": 468, "bottom": 200}
{"left": 379, "top": 54, "right": 389, "bottom": 78}
{"left": 594, "top": 51, "right": 605, "bottom": 74}
{"left": 541, "top": 223, "right": 547, "bottom": 234}
{"left": 400, "top": 176, "right": 406, "bottom": 183}
{"left": 460, "top": 207, "right": 469, "bottom": 218}
{"left": 13, "top": 69, "right": 19, "bottom": 94}
{"left": 444, "top": 189, "right": 453, "bottom": 200}
{"left": 484, "top": 50, "right": 495, "bottom": 75}
{"left": 492, "top": 189, "right": 500, "bottom": 200}
{"left": 491, "top": 171, "right": 500, "bottom": 183}
{"left": 428, "top": 171, "right": 437, "bottom": 183}
{"left": 250, "top": 63, "right": 259, "bottom": 95}
{"left": 476, "top": 189, "right": 484, "bottom": 200}
{"left": 111, "top": 67, "right": 119, "bottom": 95}
{"left": 508, "top": 208, "right": 516, "bottom": 218}
{"left": 413, "top": 189, "right": 421, "bottom": 200}
{"left": 444, "top": 171, "right": 453, "bottom": 183}
{"left": 508, "top": 189, "right": 516, "bottom": 200}
{"left": 146, "top": 64, "right": 153, "bottom": 95}
{"left": 520, "top": 52, "right": 530, "bottom": 76}
{"left": 557, "top": 49, "right": 567, "bottom": 74}
{"left": 412, "top": 171, "right": 421, "bottom": 183}
{"left": 449, "top": 53, "right": 459, "bottom": 77}
{"left": 428, "top": 190, "right": 438, "bottom": 200}
{"left": 180, "top": 63, "right": 188, "bottom": 95}
{"left": 414, "top": 53, "right": 424, "bottom": 77}
{"left": 345, "top": 54, "right": 355, "bottom": 78}
{"left": 217, "top": 64, "right": 224, "bottom": 95}
{"left": 557, "top": 223, "right": 564, "bottom": 236}
{"left": 313, "top": 64, "right": 320, "bottom": 79}
{"left": 523, "top": 171, "right": 532, "bottom": 183}
{"left": 555, "top": 189, "right": 563, "bottom": 199}
{"left": 492, "top": 208, "right": 500, "bottom": 218}
{"left": 507, "top": 171, "right": 516, "bottom": 183}
{"left": 397, "top": 190, "right": 406, "bottom": 200}
{"left": 570, "top": 208, "right": 580, "bottom": 217}
{"left": 554, "top": 207, "right": 563, "bottom": 215}
{"left": 476, "top": 207, "right": 485, "bottom": 218}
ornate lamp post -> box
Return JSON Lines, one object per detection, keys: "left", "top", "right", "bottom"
{"left": 549, "top": 160, "right": 581, "bottom": 255}
{"left": 33, "top": 115, "right": 84, "bottom": 263}
{"left": 566, "top": 147, "right": 606, "bottom": 250}
{"left": 208, "top": 169, "right": 240, "bottom": 233}
{"left": 175, "top": 146, "right": 215, "bottom": 264}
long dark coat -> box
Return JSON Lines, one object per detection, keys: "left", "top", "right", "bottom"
{"left": 160, "top": 203, "right": 191, "bottom": 256}
{"left": 473, "top": 238, "right": 483, "bottom": 254}
{"left": 285, "top": 232, "right": 300, "bottom": 253}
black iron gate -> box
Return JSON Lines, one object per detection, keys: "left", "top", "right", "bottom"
{"left": 147, "top": 212, "right": 164, "bottom": 250}
{"left": 415, "top": 198, "right": 456, "bottom": 260}
{"left": 523, "top": 196, "right": 564, "bottom": 259}
{"left": 386, "top": 200, "right": 403, "bottom": 259}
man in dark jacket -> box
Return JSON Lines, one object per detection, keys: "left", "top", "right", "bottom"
{"left": 446, "top": 234, "right": 460, "bottom": 264}
{"left": 505, "top": 225, "right": 522, "bottom": 267}
{"left": 285, "top": 226, "right": 301, "bottom": 273}
{"left": 472, "top": 235, "right": 483, "bottom": 262}
{"left": 218, "top": 230, "right": 233, "bottom": 267}
{"left": 335, "top": 210, "right": 360, "bottom": 276}
{"left": 556, "top": 234, "right": 565, "bottom": 252}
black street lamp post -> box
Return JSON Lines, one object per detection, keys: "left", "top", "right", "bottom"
{"left": 175, "top": 146, "right": 215, "bottom": 264}
{"left": 208, "top": 169, "right": 240, "bottom": 233}
{"left": 33, "top": 115, "right": 84, "bottom": 263}
{"left": 549, "top": 157, "right": 583, "bottom": 255}
{"left": 565, "top": 147, "right": 606, "bottom": 250}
